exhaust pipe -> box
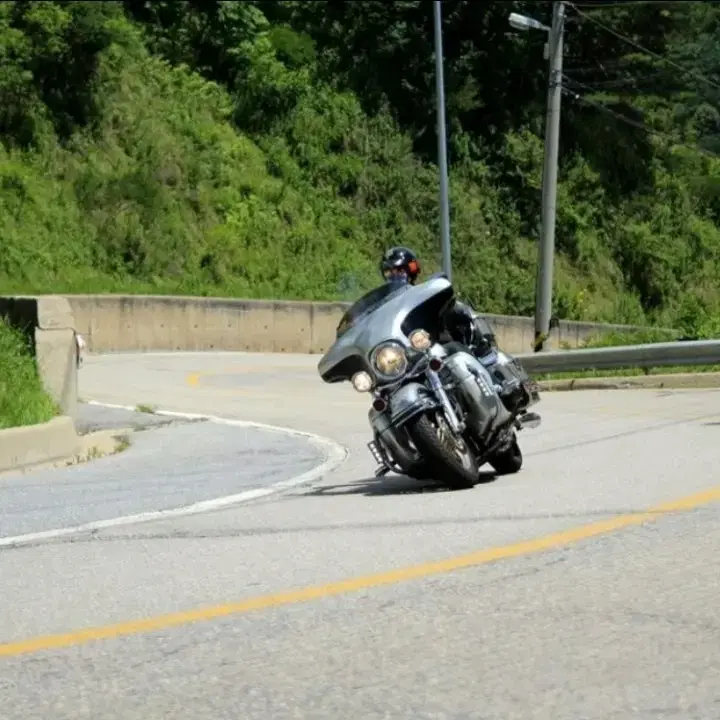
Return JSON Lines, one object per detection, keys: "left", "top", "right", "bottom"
{"left": 516, "top": 411, "right": 541, "bottom": 430}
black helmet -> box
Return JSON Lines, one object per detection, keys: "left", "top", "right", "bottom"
{"left": 380, "top": 246, "right": 421, "bottom": 284}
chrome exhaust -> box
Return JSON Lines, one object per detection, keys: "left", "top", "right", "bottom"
{"left": 516, "top": 411, "right": 541, "bottom": 430}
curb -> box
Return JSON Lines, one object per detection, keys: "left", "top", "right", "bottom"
{"left": 0, "top": 420, "right": 132, "bottom": 478}
{"left": 0, "top": 416, "right": 80, "bottom": 473}
{"left": 537, "top": 372, "right": 720, "bottom": 391}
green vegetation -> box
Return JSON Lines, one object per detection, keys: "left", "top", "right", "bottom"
{"left": 539, "top": 364, "right": 720, "bottom": 381}
{"left": 135, "top": 403, "right": 156, "bottom": 414}
{"left": 115, "top": 433, "right": 131, "bottom": 453}
{"left": 0, "top": 317, "right": 57, "bottom": 428}
{"left": 2, "top": 1, "right": 720, "bottom": 337}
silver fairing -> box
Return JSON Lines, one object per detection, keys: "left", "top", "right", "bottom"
{"left": 317, "top": 276, "right": 455, "bottom": 384}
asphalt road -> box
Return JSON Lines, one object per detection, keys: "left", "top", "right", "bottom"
{"left": 2, "top": 351, "right": 720, "bottom": 719}
{"left": 0, "top": 403, "right": 324, "bottom": 540}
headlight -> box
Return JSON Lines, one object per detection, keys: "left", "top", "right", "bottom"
{"left": 351, "top": 371, "right": 373, "bottom": 393}
{"left": 373, "top": 343, "right": 408, "bottom": 377}
{"left": 408, "top": 329, "right": 432, "bottom": 351}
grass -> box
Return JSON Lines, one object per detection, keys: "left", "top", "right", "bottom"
{"left": 537, "top": 364, "right": 720, "bottom": 381}
{"left": 115, "top": 433, "right": 131, "bottom": 453}
{"left": 135, "top": 404, "right": 156, "bottom": 414}
{"left": 0, "top": 317, "right": 59, "bottom": 429}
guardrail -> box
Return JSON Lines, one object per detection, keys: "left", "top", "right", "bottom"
{"left": 517, "top": 339, "right": 720, "bottom": 374}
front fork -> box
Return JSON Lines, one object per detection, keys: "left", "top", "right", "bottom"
{"left": 425, "top": 366, "right": 465, "bottom": 435}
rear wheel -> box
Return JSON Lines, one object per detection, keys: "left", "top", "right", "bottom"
{"left": 406, "top": 410, "right": 478, "bottom": 489}
{"left": 488, "top": 433, "right": 523, "bottom": 475}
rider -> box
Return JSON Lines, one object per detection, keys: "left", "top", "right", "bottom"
{"left": 380, "top": 245, "right": 497, "bottom": 359}
{"left": 379, "top": 246, "right": 517, "bottom": 414}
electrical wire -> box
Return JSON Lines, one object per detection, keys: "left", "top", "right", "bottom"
{"left": 569, "top": 68, "right": 671, "bottom": 87}
{"left": 572, "top": 1, "right": 717, "bottom": 7}
{"left": 569, "top": 3, "right": 720, "bottom": 93}
{"left": 515, "top": 1, "right": 719, "bottom": 155}
{"left": 566, "top": 59, "right": 650, "bottom": 75}
{"left": 561, "top": 80, "right": 719, "bottom": 158}
{"left": 565, "top": 70, "right": 696, "bottom": 106}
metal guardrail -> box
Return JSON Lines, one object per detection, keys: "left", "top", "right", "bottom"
{"left": 516, "top": 339, "right": 720, "bottom": 375}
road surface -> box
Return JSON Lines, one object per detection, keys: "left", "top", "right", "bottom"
{"left": 0, "top": 403, "right": 325, "bottom": 540}
{"left": 1, "top": 351, "right": 719, "bottom": 719}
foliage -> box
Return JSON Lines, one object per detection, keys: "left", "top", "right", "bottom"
{"left": 0, "top": 316, "right": 57, "bottom": 428}
{"left": 1, "top": 1, "right": 720, "bottom": 335}
{"left": 580, "top": 327, "right": 679, "bottom": 349}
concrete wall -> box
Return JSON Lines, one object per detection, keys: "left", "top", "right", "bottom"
{"left": 63, "top": 293, "right": 663, "bottom": 356}
{"left": 0, "top": 296, "right": 79, "bottom": 418}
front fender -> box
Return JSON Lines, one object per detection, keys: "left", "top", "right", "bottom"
{"left": 388, "top": 381, "right": 439, "bottom": 427}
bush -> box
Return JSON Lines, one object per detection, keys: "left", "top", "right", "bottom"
{"left": 2, "top": 1, "right": 720, "bottom": 334}
{"left": 0, "top": 317, "right": 58, "bottom": 429}
{"left": 580, "top": 327, "right": 680, "bottom": 349}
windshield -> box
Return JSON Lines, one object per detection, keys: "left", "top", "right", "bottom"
{"left": 335, "top": 283, "right": 407, "bottom": 338}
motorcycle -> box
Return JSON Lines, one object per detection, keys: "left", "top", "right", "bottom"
{"left": 317, "top": 274, "right": 542, "bottom": 489}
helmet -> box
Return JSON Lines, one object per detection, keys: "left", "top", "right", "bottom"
{"left": 380, "top": 246, "right": 421, "bottom": 285}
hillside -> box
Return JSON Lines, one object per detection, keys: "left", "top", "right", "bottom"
{"left": 1, "top": 1, "right": 720, "bottom": 336}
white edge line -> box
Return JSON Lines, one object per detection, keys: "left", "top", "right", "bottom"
{"left": 0, "top": 402, "right": 348, "bottom": 550}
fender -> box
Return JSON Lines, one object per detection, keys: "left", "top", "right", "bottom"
{"left": 387, "top": 381, "right": 440, "bottom": 428}
{"left": 368, "top": 405, "right": 420, "bottom": 472}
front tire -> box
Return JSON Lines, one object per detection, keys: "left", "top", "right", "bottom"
{"left": 406, "top": 460, "right": 435, "bottom": 481}
{"left": 406, "top": 410, "right": 478, "bottom": 489}
{"left": 489, "top": 434, "right": 523, "bottom": 475}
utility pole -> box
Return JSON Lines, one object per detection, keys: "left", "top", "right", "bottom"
{"left": 433, "top": 0, "right": 452, "bottom": 282}
{"left": 534, "top": 1, "right": 566, "bottom": 352}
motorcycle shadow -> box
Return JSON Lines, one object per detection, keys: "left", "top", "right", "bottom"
{"left": 306, "top": 470, "right": 498, "bottom": 497}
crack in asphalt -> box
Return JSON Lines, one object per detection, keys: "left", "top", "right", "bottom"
{"left": 11, "top": 556, "right": 570, "bottom": 676}
{"left": 0, "top": 508, "right": 654, "bottom": 551}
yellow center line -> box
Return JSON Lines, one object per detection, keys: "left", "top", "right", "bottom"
{"left": 186, "top": 367, "right": 316, "bottom": 387}
{"left": 185, "top": 369, "right": 345, "bottom": 400}
{"left": 2, "top": 485, "right": 720, "bottom": 659}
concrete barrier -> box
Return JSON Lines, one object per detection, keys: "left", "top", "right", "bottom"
{"left": 0, "top": 296, "right": 79, "bottom": 418}
{"left": 63, "top": 293, "right": 664, "bottom": 355}
{"left": 0, "top": 416, "right": 80, "bottom": 473}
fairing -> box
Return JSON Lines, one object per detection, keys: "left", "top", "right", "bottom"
{"left": 317, "top": 275, "right": 455, "bottom": 383}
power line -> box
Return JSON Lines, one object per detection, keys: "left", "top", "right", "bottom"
{"left": 565, "top": 71, "right": 692, "bottom": 107}
{"left": 566, "top": 68, "right": 670, "bottom": 87}
{"left": 562, "top": 78, "right": 718, "bottom": 158}
{"left": 569, "top": 3, "right": 720, "bottom": 93}
{"left": 564, "top": 60, "right": 651, "bottom": 77}
{"left": 573, "top": 1, "right": 716, "bottom": 7}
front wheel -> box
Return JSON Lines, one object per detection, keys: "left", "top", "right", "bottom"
{"left": 488, "top": 434, "right": 523, "bottom": 475}
{"left": 405, "top": 411, "right": 478, "bottom": 489}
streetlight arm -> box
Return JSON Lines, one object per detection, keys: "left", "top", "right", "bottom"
{"left": 508, "top": 12, "right": 550, "bottom": 33}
